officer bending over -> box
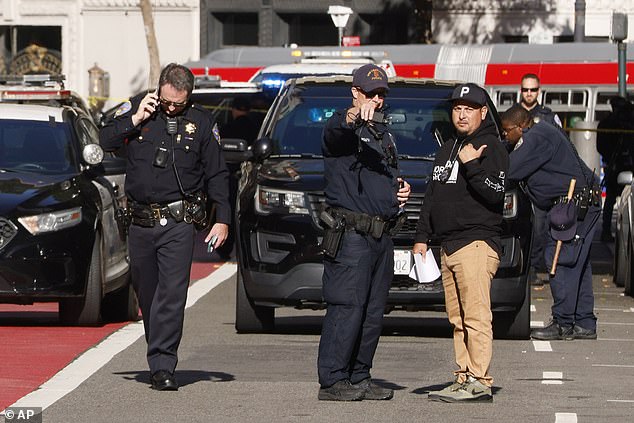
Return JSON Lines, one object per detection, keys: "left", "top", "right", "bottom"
{"left": 317, "top": 64, "right": 410, "bottom": 401}
{"left": 501, "top": 104, "right": 601, "bottom": 341}
{"left": 100, "top": 63, "right": 231, "bottom": 390}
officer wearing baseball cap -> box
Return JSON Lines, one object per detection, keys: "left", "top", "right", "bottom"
{"left": 500, "top": 103, "right": 601, "bottom": 341}
{"left": 316, "top": 63, "right": 411, "bottom": 401}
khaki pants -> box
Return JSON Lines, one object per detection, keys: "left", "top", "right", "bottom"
{"left": 441, "top": 240, "right": 499, "bottom": 387}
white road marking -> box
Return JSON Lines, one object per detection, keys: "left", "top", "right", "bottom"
{"left": 533, "top": 341, "right": 552, "bottom": 352}
{"left": 530, "top": 305, "right": 536, "bottom": 312}
{"left": 597, "top": 322, "right": 634, "bottom": 326}
{"left": 1, "top": 263, "right": 237, "bottom": 414}
{"left": 594, "top": 307, "right": 631, "bottom": 312}
{"left": 607, "top": 399, "right": 634, "bottom": 403}
{"left": 542, "top": 371, "right": 563, "bottom": 384}
{"left": 555, "top": 413, "right": 577, "bottom": 423}
{"left": 592, "top": 364, "right": 634, "bottom": 368}
{"left": 531, "top": 320, "right": 545, "bottom": 328}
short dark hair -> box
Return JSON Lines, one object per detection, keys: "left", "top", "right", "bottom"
{"left": 521, "top": 73, "right": 541, "bottom": 85}
{"left": 158, "top": 63, "right": 195, "bottom": 95}
{"left": 501, "top": 104, "right": 531, "bottom": 126}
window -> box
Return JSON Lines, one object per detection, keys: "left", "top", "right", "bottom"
{"left": 216, "top": 13, "right": 258, "bottom": 46}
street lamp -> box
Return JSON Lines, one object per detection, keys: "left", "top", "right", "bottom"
{"left": 611, "top": 12, "right": 628, "bottom": 97}
{"left": 328, "top": 5, "right": 353, "bottom": 47}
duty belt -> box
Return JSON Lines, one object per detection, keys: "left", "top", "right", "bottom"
{"left": 129, "top": 200, "right": 185, "bottom": 227}
{"left": 329, "top": 207, "right": 403, "bottom": 238}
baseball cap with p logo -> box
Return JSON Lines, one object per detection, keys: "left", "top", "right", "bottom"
{"left": 449, "top": 83, "right": 487, "bottom": 108}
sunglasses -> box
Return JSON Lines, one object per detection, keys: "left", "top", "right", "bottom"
{"left": 159, "top": 98, "right": 188, "bottom": 108}
{"left": 357, "top": 88, "right": 387, "bottom": 99}
{"left": 502, "top": 125, "right": 519, "bottom": 138}
{"left": 521, "top": 87, "right": 539, "bottom": 93}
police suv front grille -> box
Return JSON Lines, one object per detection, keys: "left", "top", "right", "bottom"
{"left": 306, "top": 192, "right": 425, "bottom": 234}
{"left": 0, "top": 217, "right": 18, "bottom": 251}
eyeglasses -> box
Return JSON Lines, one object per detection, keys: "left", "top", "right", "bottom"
{"left": 357, "top": 88, "right": 387, "bottom": 99}
{"left": 521, "top": 87, "right": 539, "bottom": 93}
{"left": 159, "top": 98, "right": 188, "bottom": 108}
{"left": 502, "top": 125, "right": 519, "bottom": 138}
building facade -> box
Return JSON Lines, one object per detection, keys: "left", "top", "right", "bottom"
{"left": 0, "top": 0, "right": 200, "bottom": 108}
{"left": 201, "top": 0, "right": 634, "bottom": 54}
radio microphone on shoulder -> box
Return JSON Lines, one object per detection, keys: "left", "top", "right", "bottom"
{"left": 166, "top": 117, "right": 178, "bottom": 135}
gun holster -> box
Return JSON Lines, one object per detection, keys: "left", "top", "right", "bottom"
{"left": 320, "top": 209, "right": 345, "bottom": 259}
{"left": 184, "top": 191, "right": 210, "bottom": 231}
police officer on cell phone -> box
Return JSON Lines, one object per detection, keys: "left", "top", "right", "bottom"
{"left": 317, "top": 64, "right": 411, "bottom": 401}
{"left": 100, "top": 63, "right": 230, "bottom": 391}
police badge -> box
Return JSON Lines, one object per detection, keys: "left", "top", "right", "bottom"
{"left": 185, "top": 122, "right": 196, "bottom": 134}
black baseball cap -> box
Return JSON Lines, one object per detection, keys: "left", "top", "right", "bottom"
{"left": 352, "top": 64, "right": 389, "bottom": 93}
{"left": 549, "top": 201, "right": 578, "bottom": 241}
{"left": 449, "top": 83, "right": 487, "bottom": 108}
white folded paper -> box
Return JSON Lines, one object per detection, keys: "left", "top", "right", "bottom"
{"left": 408, "top": 250, "right": 441, "bottom": 283}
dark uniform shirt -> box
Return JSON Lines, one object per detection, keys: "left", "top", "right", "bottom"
{"left": 507, "top": 121, "right": 597, "bottom": 210}
{"left": 322, "top": 109, "right": 400, "bottom": 220}
{"left": 99, "top": 93, "right": 231, "bottom": 224}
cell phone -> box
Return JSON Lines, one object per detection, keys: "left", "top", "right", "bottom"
{"left": 207, "top": 234, "right": 218, "bottom": 253}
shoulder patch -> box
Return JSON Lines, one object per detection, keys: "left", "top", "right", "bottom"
{"left": 212, "top": 122, "right": 221, "bottom": 144}
{"left": 114, "top": 101, "right": 132, "bottom": 118}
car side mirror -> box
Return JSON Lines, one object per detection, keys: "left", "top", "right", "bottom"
{"left": 101, "top": 156, "right": 127, "bottom": 175}
{"left": 221, "top": 138, "right": 252, "bottom": 164}
{"left": 252, "top": 137, "right": 273, "bottom": 163}
{"left": 617, "top": 170, "right": 633, "bottom": 186}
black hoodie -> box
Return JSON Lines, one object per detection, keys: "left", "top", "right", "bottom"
{"left": 415, "top": 120, "right": 509, "bottom": 255}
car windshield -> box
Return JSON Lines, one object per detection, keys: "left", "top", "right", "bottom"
{"left": 190, "top": 91, "right": 274, "bottom": 134}
{"left": 268, "top": 83, "right": 462, "bottom": 158}
{"left": 0, "top": 120, "right": 75, "bottom": 174}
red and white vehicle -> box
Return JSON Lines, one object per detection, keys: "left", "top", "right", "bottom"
{"left": 188, "top": 43, "right": 634, "bottom": 125}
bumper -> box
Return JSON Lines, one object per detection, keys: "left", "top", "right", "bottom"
{"left": 242, "top": 235, "right": 528, "bottom": 311}
{"left": 0, "top": 227, "right": 92, "bottom": 302}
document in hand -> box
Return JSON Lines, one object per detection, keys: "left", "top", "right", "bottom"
{"left": 408, "top": 250, "right": 441, "bottom": 283}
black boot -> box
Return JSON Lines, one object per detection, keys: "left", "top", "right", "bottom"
{"left": 531, "top": 320, "right": 572, "bottom": 340}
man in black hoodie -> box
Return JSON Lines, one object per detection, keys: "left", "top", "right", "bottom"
{"left": 414, "top": 83, "right": 508, "bottom": 403}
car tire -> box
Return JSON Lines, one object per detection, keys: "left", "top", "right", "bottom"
{"left": 625, "top": 237, "right": 633, "bottom": 297}
{"left": 614, "top": 229, "right": 626, "bottom": 287}
{"left": 493, "top": 278, "right": 531, "bottom": 340}
{"left": 235, "top": 269, "right": 274, "bottom": 333}
{"left": 101, "top": 278, "right": 140, "bottom": 323}
{"left": 59, "top": 233, "right": 103, "bottom": 326}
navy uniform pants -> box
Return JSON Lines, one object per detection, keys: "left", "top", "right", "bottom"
{"left": 545, "top": 205, "right": 600, "bottom": 330}
{"left": 317, "top": 231, "right": 393, "bottom": 388}
{"left": 128, "top": 219, "right": 195, "bottom": 374}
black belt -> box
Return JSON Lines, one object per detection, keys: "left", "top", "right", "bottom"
{"left": 129, "top": 200, "right": 185, "bottom": 227}
{"left": 330, "top": 207, "right": 403, "bottom": 238}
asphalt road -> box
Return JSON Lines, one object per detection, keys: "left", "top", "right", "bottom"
{"left": 5, "top": 239, "right": 633, "bottom": 423}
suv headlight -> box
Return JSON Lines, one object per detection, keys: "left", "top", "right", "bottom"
{"left": 255, "top": 186, "right": 309, "bottom": 215}
{"left": 503, "top": 192, "right": 517, "bottom": 219}
{"left": 18, "top": 207, "right": 82, "bottom": 235}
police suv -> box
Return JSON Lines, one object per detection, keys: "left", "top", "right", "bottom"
{"left": 229, "top": 75, "right": 533, "bottom": 339}
{"left": 0, "top": 75, "right": 136, "bottom": 325}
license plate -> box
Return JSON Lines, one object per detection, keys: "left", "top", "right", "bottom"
{"left": 393, "top": 249, "right": 411, "bottom": 275}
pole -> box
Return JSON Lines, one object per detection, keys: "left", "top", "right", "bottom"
{"left": 338, "top": 27, "right": 343, "bottom": 47}
{"left": 574, "top": 0, "right": 586, "bottom": 42}
{"left": 550, "top": 179, "right": 577, "bottom": 277}
{"left": 618, "top": 41, "right": 627, "bottom": 98}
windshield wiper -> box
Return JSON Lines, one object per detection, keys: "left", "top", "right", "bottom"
{"left": 272, "top": 153, "right": 323, "bottom": 159}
